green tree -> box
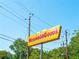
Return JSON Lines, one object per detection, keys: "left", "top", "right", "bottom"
{"left": 48, "top": 47, "right": 65, "bottom": 59}
{"left": 68, "top": 30, "right": 79, "bottom": 59}
{"left": 29, "top": 48, "right": 40, "bottom": 59}
{"left": 29, "top": 48, "right": 49, "bottom": 59}
{"left": 0, "top": 50, "right": 12, "bottom": 59}
{"left": 9, "top": 30, "right": 79, "bottom": 59}
{"left": 9, "top": 38, "right": 28, "bottom": 59}
{"left": 42, "top": 51, "right": 49, "bottom": 59}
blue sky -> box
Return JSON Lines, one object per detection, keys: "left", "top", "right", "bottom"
{"left": 0, "top": 0, "right": 79, "bottom": 52}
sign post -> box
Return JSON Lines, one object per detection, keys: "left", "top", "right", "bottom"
{"left": 40, "top": 43, "right": 43, "bottom": 59}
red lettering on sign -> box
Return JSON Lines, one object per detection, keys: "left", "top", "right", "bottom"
{"left": 29, "top": 28, "right": 58, "bottom": 42}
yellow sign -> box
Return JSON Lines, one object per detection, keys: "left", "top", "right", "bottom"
{"left": 28, "top": 25, "right": 62, "bottom": 47}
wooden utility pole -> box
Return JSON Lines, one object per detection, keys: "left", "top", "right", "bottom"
{"left": 27, "top": 13, "right": 33, "bottom": 59}
{"left": 65, "top": 30, "right": 68, "bottom": 59}
{"left": 62, "top": 41, "right": 65, "bottom": 48}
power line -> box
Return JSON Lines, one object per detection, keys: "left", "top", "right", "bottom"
{"left": 0, "top": 2, "right": 24, "bottom": 18}
{"left": 0, "top": 2, "right": 39, "bottom": 34}
{"left": 0, "top": 5, "right": 26, "bottom": 24}
{"left": 0, "top": 11, "right": 31, "bottom": 35}
{"left": 0, "top": 36, "right": 14, "bottom": 42}
{"left": 0, "top": 11, "right": 33, "bottom": 38}
{"left": 14, "top": 3, "right": 51, "bottom": 32}
{"left": 0, "top": 11, "right": 26, "bottom": 28}
{"left": 13, "top": 1, "right": 33, "bottom": 14}
{"left": 14, "top": 1, "right": 53, "bottom": 27}
{"left": 0, "top": 2, "right": 29, "bottom": 26}
{"left": 0, "top": 34, "right": 15, "bottom": 40}
{"left": 0, "top": 1, "right": 53, "bottom": 35}
{"left": 0, "top": 11, "right": 35, "bottom": 34}
{"left": 5, "top": 3, "right": 43, "bottom": 33}
{"left": 0, "top": 6, "right": 35, "bottom": 34}
{"left": 0, "top": 2, "right": 31, "bottom": 25}
{"left": 0, "top": 2, "right": 30, "bottom": 27}
{"left": 34, "top": 15, "right": 53, "bottom": 27}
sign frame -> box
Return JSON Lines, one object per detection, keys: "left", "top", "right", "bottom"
{"left": 28, "top": 25, "right": 62, "bottom": 47}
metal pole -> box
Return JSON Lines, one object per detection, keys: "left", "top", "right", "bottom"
{"left": 65, "top": 30, "right": 68, "bottom": 59}
{"left": 27, "top": 13, "right": 33, "bottom": 59}
{"left": 40, "top": 43, "right": 43, "bottom": 59}
{"left": 27, "top": 15, "right": 31, "bottom": 59}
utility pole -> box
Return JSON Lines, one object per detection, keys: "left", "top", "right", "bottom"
{"left": 40, "top": 43, "right": 43, "bottom": 59}
{"left": 65, "top": 30, "right": 68, "bottom": 59}
{"left": 62, "top": 41, "right": 64, "bottom": 48}
{"left": 27, "top": 13, "right": 33, "bottom": 59}
{"left": 62, "top": 41, "right": 65, "bottom": 59}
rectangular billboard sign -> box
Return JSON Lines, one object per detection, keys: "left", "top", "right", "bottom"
{"left": 28, "top": 25, "right": 62, "bottom": 47}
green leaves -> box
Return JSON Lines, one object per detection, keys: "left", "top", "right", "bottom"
{"left": 0, "top": 51, "right": 12, "bottom": 59}
{"left": 68, "top": 30, "right": 79, "bottom": 59}
{"left": 9, "top": 38, "right": 28, "bottom": 59}
{"left": 8, "top": 30, "right": 79, "bottom": 59}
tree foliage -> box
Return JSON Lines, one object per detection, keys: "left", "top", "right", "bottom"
{"left": 0, "top": 50, "right": 12, "bottom": 59}
{"left": 9, "top": 38, "right": 28, "bottom": 59}
{"left": 68, "top": 30, "right": 79, "bottom": 59}
{"left": 7, "top": 30, "right": 79, "bottom": 59}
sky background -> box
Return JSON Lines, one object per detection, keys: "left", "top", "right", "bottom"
{"left": 0, "top": 0, "right": 79, "bottom": 53}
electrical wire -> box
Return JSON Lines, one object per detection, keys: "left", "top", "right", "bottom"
{"left": 0, "top": 2, "right": 48, "bottom": 35}
{"left": 0, "top": 2, "right": 30, "bottom": 27}
{"left": 0, "top": 5, "right": 26, "bottom": 24}
{"left": 0, "top": 11, "right": 35, "bottom": 34}
{"left": 34, "top": 15, "right": 53, "bottom": 27}
{"left": 0, "top": 11, "right": 27, "bottom": 28}
{"left": 0, "top": 36, "right": 14, "bottom": 42}
{"left": 14, "top": 1, "right": 53, "bottom": 27}
{"left": 0, "top": 2, "right": 24, "bottom": 19}
{"left": 0, "top": 2, "right": 28, "bottom": 27}
{"left": 13, "top": 1, "right": 53, "bottom": 34}
{"left": 0, "top": 2, "right": 32, "bottom": 25}
{"left": 0, "top": 34, "right": 15, "bottom": 40}
{"left": 0, "top": 4, "right": 36, "bottom": 34}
